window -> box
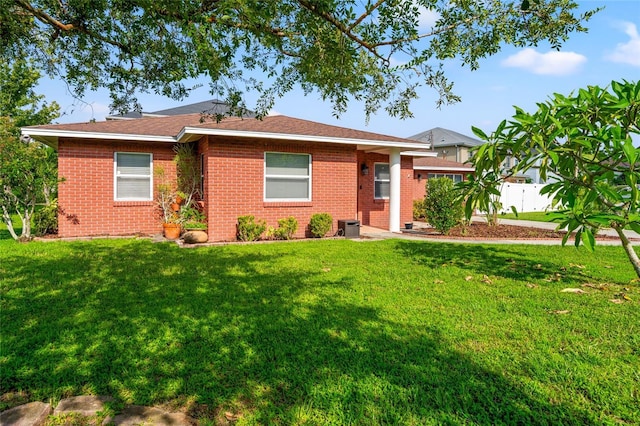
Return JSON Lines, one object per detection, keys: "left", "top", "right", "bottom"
{"left": 374, "top": 163, "right": 390, "bottom": 199}
{"left": 427, "top": 173, "right": 463, "bottom": 183}
{"left": 114, "top": 152, "right": 152, "bottom": 200}
{"left": 264, "top": 152, "right": 311, "bottom": 201}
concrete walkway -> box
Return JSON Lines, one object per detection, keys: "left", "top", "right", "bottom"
{"left": 0, "top": 396, "right": 194, "bottom": 426}
{"left": 359, "top": 218, "right": 640, "bottom": 246}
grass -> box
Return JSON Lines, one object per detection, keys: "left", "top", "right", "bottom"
{"left": 499, "top": 211, "right": 557, "bottom": 222}
{"left": 1, "top": 236, "right": 639, "bottom": 425}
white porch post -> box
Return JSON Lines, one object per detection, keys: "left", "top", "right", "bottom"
{"left": 389, "top": 148, "right": 401, "bottom": 233}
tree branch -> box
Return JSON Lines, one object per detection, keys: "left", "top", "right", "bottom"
{"left": 15, "top": 0, "right": 74, "bottom": 31}
{"left": 14, "top": 0, "right": 132, "bottom": 53}
{"left": 295, "top": 0, "right": 387, "bottom": 62}
{"left": 347, "top": 0, "right": 386, "bottom": 32}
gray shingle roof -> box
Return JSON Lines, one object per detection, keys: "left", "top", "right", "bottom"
{"left": 409, "top": 127, "right": 484, "bottom": 148}
{"left": 106, "top": 99, "right": 255, "bottom": 120}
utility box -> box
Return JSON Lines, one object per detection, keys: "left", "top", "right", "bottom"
{"left": 338, "top": 219, "right": 360, "bottom": 238}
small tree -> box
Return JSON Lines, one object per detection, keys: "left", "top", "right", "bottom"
{"left": 0, "top": 60, "right": 60, "bottom": 241}
{"left": 425, "top": 177, "right": 463, "bottom": 235}
{"left": 461, "top": 80, "right": 640, "bottom": 277}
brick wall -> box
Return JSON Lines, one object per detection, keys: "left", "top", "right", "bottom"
{"left": 204, "top": 136, "right": 359, "bottom": 241}
{"left": 57, "top": 136, "right": 414, "bottom": 240}
{"left": 357, "top": 152, "right": 413, "bottom": 230}
{"left": 57, "top": 138, "right": 176, "bottom": 237}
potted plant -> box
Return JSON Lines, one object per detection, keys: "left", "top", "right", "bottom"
{"left": 156, "top": 182, "right": 182, "bottom": 240}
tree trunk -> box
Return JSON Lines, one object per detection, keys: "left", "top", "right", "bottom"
{"left": 614, "top": 226, "right": 640, "bottom": 279}
{"left": 1, "top": 205, "right": 19, "bottom": 241}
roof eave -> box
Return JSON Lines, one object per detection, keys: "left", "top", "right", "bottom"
{"left": 179, "top": 127, "right": 428, "bottom": 151}
{"left": 21, "top": 128, "right": 177, "bottom": 146}
{"left": 414, "top": 165, "right": 475, "bottom": 172}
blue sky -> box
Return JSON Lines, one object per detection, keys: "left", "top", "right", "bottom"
{"left": 38, "top": 0, "right": 640, "bottom": 140}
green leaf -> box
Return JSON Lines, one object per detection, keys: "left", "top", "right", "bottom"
{"left": 510, "top": 206, "right": 518, "bottom": 217}
{"left": 629, "top": 222, "right": 640, "bottom": 235}
{"left": 471, "top": 126, "right": 489, "bottom": 141}
{"left": 622, "top": 140, "right": 638, "bottom": 165}
{"left": 582, "top": 227, "right": 595, "bottom": 252}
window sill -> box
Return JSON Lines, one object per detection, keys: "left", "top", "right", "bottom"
{"left": 114, "top": 201, "right": 154, "bottom": 207}
{"left": 264, "top": 201, "right": 313, "bottom": 208}
{"left": 373, "top": 198, "right": 389, "bottom": 203}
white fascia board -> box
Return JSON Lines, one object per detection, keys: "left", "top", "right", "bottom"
{"left": 179, "top": 127, "right": 428, "bottom": 150}
{"left": 21, "top": 128, "right": 176, "bottom": 143}
{"left": 401, "top": 151, "right": 438, "bottom": 157}
{"left": 414, "top": 165, "right": 475, "bottom": 172}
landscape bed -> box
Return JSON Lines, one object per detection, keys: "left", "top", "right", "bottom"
{"left": 1, "top": 236, "right": 638, "bottom": 425}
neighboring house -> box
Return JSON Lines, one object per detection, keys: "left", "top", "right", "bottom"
{"left": 105, "top": 99, "right": 255, "bottom": 120}
{"left": 412, "top": 157, "right": 475, "bottom": 200}
{"left": 409, "top": 127, "right": 483, "bottom": 163}
{"left": 410, "top": 127, "right": 545, "bottom": 184}
{"left": 22, "top": 113, "right": 431, "bottom": 241}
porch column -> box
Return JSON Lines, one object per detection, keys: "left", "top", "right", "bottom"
{"left": 389, "top": 148, "right": 401, "bottom": 233}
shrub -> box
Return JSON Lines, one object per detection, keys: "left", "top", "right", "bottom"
{"left": 33, "top": 199, "right": 58, "bottom": 236}
{"left": 237, "top": 215, "right": 266, "bottom": 241}
{"left": 309, "top": 213, "right": 333, "bottom": 237}
{"left": 424, "top": 178, "right": 463, "bottom": 235}
{"left": 268, "top": 216, "right": 298, "bottom": 240}
{"left": 413, "top": 199, "right": 426, "bottom": 220}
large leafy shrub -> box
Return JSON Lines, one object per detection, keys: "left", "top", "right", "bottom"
{"left": 425, "top": 177, "right": 463, "bottom": 235}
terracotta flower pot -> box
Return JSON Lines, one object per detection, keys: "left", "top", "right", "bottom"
{"left": 170, "top": 203, "right": 180, "bottom": 212}
{"left": 175, "top": 195, "right": 184, "bottom": 205}
{"left": 162, "top": 223, "right": 181, "bottom": 240}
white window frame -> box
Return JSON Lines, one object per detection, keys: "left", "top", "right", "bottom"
{"left": 427, "top": 173, "right": 463, "bottom": 183}
{"left": 374, "top": 162, "right": 390, "bottom": 200}
{"left": 113, "top": 152, "right": 153, "bottom": 201}
{"left": 264, "top": 152, "right": 312, "bottom": 202}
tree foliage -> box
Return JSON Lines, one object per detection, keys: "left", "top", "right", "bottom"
{"left": 460, "top": 80, "right": 640, "bottom": 277}
{"left": 0, "top": 60, "right": 59, "bottom": 241}
{"left": 2, "top": 0, "right": 596, "bottom": 117}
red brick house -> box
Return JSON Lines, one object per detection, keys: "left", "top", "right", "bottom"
{"left": 412, "top": 156, "right": 475, "bottom": 200}
{"left": 23, "top": 113, "right": 431, "bottom": 241}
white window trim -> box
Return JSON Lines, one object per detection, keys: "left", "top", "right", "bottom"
{"left": 264, "top": 152, "right": 312, "bottom": 202}
{"left": 113, "top": 152, "right": 153, "bottom": 201}
{"left": 374, "top": 162, "right": 390, "bottom": 200}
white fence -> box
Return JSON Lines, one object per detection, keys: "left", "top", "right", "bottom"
{"left": 497, "top": 183, "right": 554, "bottom": 213}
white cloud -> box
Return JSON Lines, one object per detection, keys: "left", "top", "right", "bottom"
{"left": 417, "top": 7, "right": 439, "bottom": 31}
{"left": 605, "top": 21, "right": 640, "bottom": 67}
{"left": 501, "top": 48, "right": 587, "bottom": 75}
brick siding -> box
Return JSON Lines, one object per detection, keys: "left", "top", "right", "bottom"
{"left": 57, "top": 136, "right": 413, "bottom": 240}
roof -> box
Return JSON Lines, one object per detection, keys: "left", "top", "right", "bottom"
{"left": 106, "top": 99, "right": 255, "bottom": 120}
{"left": 413, "top": 156, "right": 474, "bottom": 172}
{"left": 23, "top": 114, "right": 431, "bottom": 153}
{"left": 409, "top": 127, "right": 484, "bottom": 148}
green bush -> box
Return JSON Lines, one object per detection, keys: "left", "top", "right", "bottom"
{"left": 237, "top": 215, "right": 266, "bottom": 241}
{"left": 309, "top": 213, "right": 333, "bottom": 237}
{"left": 268, "top": 216, "right": 298, "bottom": 240}
{"left": 413, "top": 199, "right": 426, "bottom": 220}
{"left": 424, "top": 178, "right": 463, "bottom": 235}
{"left": 33, "top": 199, "right": 58, "bottom": 236}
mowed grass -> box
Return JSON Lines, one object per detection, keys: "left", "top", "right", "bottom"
{"left": 499, "top": 211, "right": 556, "bottom": 222}
{"left": 1, "top": 237, "right": 639, "bottom": 425}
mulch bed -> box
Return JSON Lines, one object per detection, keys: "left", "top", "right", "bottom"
{"left": 405, "top": 222, "right": 621, "bottom": 240}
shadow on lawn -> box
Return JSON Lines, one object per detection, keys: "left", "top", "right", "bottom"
{"left": 395, "top": 240, "right": 604, "bottom": 284}
{"left": 1, "top": 240, "right": 597, "bottom": 424}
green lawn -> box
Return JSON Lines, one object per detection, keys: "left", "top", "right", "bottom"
{"left": 1, "top": 237, "right": 639, "bottom": 425}
{"left": 499, "top": 211, "right": 557, "bottom": 222}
